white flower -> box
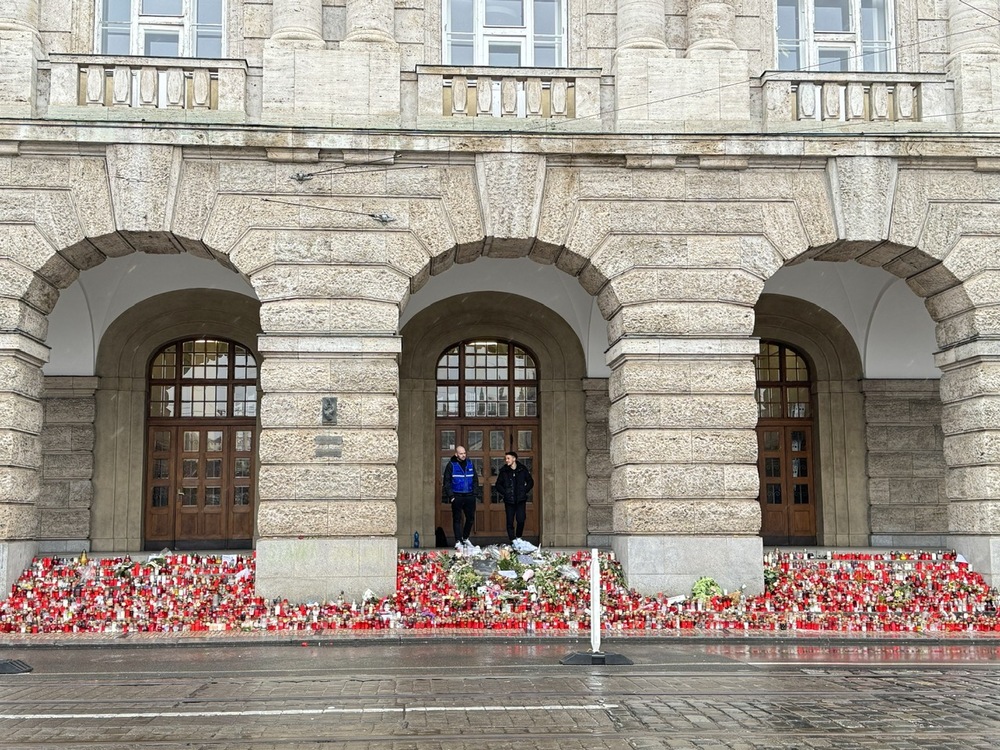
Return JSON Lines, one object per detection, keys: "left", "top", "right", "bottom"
{"left": 522, "top": 569, "right": 534, "bottom": 581}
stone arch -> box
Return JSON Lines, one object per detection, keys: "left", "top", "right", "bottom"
{"left": 90, "top": 289, "right": 261, "bottom": 551}
{"left": 754, "top": 293, "right": 868, "bottom": 547}
{"left": 399, "top": 292, "right": 588, "bottom": 548}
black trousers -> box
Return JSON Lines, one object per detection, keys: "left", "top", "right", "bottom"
{"left": 505, "top": 502, "right": 526, "bottom": 542}
{"left": 451, "top": 494, "right": 476, "bottom": 543}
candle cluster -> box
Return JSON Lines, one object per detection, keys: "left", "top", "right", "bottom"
{"left": 0, "top": 549, "right": 997, "bottom": 634}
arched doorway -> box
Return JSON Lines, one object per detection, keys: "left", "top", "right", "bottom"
{"left": 755, "top": 341, "right": 817, "bottom": 545}
{"left": 143, "top": 337, "right": 258, "bottom": 550}
{"left": 435, "top": 339, "right": 540, "bottom": 544}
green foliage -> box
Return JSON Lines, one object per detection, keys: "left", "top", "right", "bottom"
{"left": 691, "top": 576, "right": 723, "bottom": 602}
{"left": 763, "top": 567, "right": 779, "bottom": 591}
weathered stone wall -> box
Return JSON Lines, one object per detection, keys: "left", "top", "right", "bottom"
{"left": 39, "top": 376, "right": 96, "bottom": 552}
{"left": 584, "top": 378, "right": 613, "bottom": 546}
{"left": 865, "top": 379, "right": 948, "bottom": 547}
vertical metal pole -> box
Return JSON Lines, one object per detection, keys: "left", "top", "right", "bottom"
{"left": 590, "top": 547, "right": 601, "bottom": 654}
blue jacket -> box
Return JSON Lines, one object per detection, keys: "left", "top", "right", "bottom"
{"left": 442, "top": 457, "right": 479, "bottom": 498}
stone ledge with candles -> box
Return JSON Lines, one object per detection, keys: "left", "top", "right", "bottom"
{"left": 1, "top": 549, "right": 999, "bottom": 636}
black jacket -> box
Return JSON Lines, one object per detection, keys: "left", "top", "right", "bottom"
{"left": 494, "top": 463, "right": 534, "bottom": 505}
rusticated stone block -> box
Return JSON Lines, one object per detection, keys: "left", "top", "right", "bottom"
{"left": 950, "top": 500, "right": 1000, "bottom": 534}
{"left": 38, "top": 481, "right": 69, "bottom": 508}
{"left": 256, "top": 499, "right": 397, "bottom": 536}
{"left": 258, "top": 463, "right": 397, "bottom": 501}
{"left": 940, "top": 363, "right": 1000, "bottom": 403}
{"left": 259, "top": 298, "right": 400, "bottom": 333}
{"left": 260, "top": 358, "right": 398, "bottom": 394}
{"left": 946, "top": 466, "right": 1000, "bottom": 501}
{"left": 609, "top": 359, "right": 754, "bottom": 399}
{"left": 0, "top": 468, "right": 40, "bottom": 504}
{"left": 609, "top": 301, "right": 754, "bottom": 340}
{"left": 586, "top": 423, "right": 610, "bottom": 451}
{"left": 0, "top": 394, "right": 43, "bottom": 434}
{"left": 586, "top": 450, "right": 612, "bottom": 478}
{"left": 0, "top": 431, "right": 40, "bottom": 468}
{"left": 586, "top": 478, "right": 610, "bottom": 503}
{"left": 612, "top": 498, "right": 761, "bottom": 534}
{"left": 42, "top": 397, "right": 95, "bottom": 424}
{"left": 943, "top": 431, "right": 1000, "bottom": 465}
{"left": 259, "top": 393, "right": 398, "bottom": 428}
{"left": 40, "top": 453, "right": 90, "bottom": 479}
{"left": 253, "top": 264, "right": 409, "bottom": 304}
{"left": 609, "top": 394, "right": 758, "bottom": 432}
{"left": 610, "top": 463, "right": 752, "bottom": 500}
{"left": 36, "top": 509, "right": 90, "bottom": 539}
{"left": 259, "top": 428, "right": 398, "bottom": 463}
{"left": 0, "top": 502, "right": 39, "bottom": 538}
{"left": 587, "top": 504, "right": 613, "bottom": 534}
{"left": 0, "top": 357, "right": 44, "bottom": 399}
{"left": 867, "top": 425, "right": 941, "bottom": 452}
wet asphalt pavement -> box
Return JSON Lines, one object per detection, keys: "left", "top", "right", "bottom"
{"left": 2, "top": 640, "right": 1000, "bottom": 748}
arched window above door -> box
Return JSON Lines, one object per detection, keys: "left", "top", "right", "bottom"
{"left": 436, "top": 340, "right": 538, "bottom": 418}
{"left": 149, "top": 338, "right": 257, "bottom": 419}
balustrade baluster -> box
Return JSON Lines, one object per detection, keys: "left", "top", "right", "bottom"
{"left": 846, "top": 82, "right": 865, "bottom": 120}
{"left": 138, "top": 67, "right": 158, "bottom": 107}
{"left": 192, "top": 69, "right": 211, "bottom": 109}
{"left": 526, "top": 78, "right": 543, "bottom": 117}
{"left": 896, "top": 83, "right": 915, "bottom": 120}
{"left": 822, "top": 82, "right": 842, "bottom": 120}
{"left": 112, "top": 66, "right": 131, "bottom": 106}
{"left": 452, "top": 76, "right": 468, "bottom": 116}
{"left": 551, "top": 78, "right": 568, "bottom": 118}
{"left": 477, "top": 78, "right": 493, "bottom": 116}
{"left": 870, "top": 82, "right": 889, "bottom": 119}
{"left": 85, "top": 65, "right": 105, "bottom": 106}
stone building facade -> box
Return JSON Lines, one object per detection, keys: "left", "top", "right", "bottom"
{"left": 1, "top": 0, "right": 999, "bottom": 601}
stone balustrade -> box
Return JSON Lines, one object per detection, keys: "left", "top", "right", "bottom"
{"left": 47, "top": 54, "right": 247, "bottom": 122}
{"left": 416, "top": 66, "right": 601, "bottom": 129}
{"left": 761, "top": 72, "right": 953, "bottom": 132}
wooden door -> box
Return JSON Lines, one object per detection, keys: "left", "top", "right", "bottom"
{"left": 436, "top": 424, "right": 540, "bottom": 545}
{"left": 144, "top": 424, "right": 255, "bottom": 550}
{"left": 758, "top": 424, "right": 816, "bottom": 545}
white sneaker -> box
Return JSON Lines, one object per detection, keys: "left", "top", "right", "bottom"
{"left": 455, "top": 542, "right": 464, "bottom": 552}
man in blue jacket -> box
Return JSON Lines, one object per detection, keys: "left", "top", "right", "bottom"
{"left": 441, "top": 445, "right": 480, "bottom": 550}
{"left": 494, "top": 451, "right": 534, "bottom": 544}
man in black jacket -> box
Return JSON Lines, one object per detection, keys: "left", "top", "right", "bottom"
{"left": 494, "top": 451, "right": 534, "bottom": 544}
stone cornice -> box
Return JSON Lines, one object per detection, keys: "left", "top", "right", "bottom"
{"left": 3, "top": 122, "right": 1000, "bottom": 166}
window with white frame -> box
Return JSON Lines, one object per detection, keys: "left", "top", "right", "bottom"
{"left": 776, "top": 0, "right": 892, "bottom": 72}
{"left": 444, "top": 0, "right": 566, "bottom": 67}
{"left": 97, "top": 0, "right": 224, "bottom": 58}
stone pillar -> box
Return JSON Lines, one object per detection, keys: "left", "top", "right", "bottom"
{"left": 40, "top": 377, "right": 97, "bottom": 554}
{"left": 254, "top": 333, "right": 400, "bottom": 602}
{"left": 947, "top": 0, "right": 1000, "bottom": 57}
{"left": 0, "top": 332, "right": 45, "bottom": 599}
{"left": 617, "top": 0, "right": 667, "bottom": 50}
{"left": 686, "top": 0, "right": 738, "bottom": 56}
{"left": 270, "top": 0, "right": 324, "bottom": 42}
{"left": 864, "top": 379, "right": 947, "bottom": 549}
{"left": 344, "top": 0, "right": 395, "bottom": 44}
{"left": 607, "top": 336, "right": 763, "bottom": 596}
{"left": 946, "top": 0, "right": 1000, "bottom": 130}
{"left": 0, "top": 0, "right": 41, "bottom": 117}
{"left": 937, "top": 341, "right": 1000, "bottom": 585}
{"left": 584, "top": 378, "right": 613, "bottom": 546}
